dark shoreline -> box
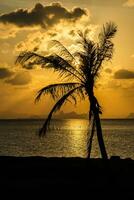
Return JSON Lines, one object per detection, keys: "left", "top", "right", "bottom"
{"left": 0, "top": 156, "right": 134, "bottom": 195}
{"left": 0, "top": 118, "right": 134, "bottom": 120}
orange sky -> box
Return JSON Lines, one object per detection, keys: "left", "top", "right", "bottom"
{"left": 0, "top": 0, "right": 134, "bottom": 118}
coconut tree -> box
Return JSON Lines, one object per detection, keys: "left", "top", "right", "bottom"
{"left": 16, "top": 22, "right": 117, "bottom": 159}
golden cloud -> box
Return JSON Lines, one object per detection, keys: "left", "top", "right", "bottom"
{"left": 123, "top": 0, "right": 134, "bottom": 7}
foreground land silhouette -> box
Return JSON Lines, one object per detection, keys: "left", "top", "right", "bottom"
{"left": 0, "top": 156, "right": 134, "bottom": 197}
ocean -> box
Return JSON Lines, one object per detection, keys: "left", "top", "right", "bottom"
{"left": 0, "top": 119, "right": 134, "bottom": 159}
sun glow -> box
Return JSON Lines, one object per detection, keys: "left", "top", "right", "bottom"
{"left": 65, "top": 119, "right": 88, "bottom": 156}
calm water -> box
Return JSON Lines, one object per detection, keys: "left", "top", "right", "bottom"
{"left": 0, "top": 119, "right": 134, "bottom": 159}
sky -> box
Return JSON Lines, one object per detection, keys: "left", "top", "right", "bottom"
{"left": 0, "top": 0, "right": 134, "bottom": 118}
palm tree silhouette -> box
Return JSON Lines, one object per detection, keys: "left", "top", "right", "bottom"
{"left": 16, "top": 22, "right": 117, "bottom": 159}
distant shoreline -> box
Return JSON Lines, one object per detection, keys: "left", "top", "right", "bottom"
{"left": 0, "top": 118, "right": 134, "bottom": 120}
{"left": 1, "top": 111, "right": 134, "bottom": 120}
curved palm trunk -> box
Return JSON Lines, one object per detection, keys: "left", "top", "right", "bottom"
{"left": 93, "top": 110, "right": 108, "bottom": 159}
{"left": 88, "top": 92, "right": 108, "bottom": 159}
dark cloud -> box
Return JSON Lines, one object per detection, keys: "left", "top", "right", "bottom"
{"left": 114, "top": 69, "right": 134, "bottom": 79}
{"left": 0, "top": 68, "right": 14, "bottom": 79}
{"left": 0, "top": 3, "right": 86, "bottom": 28}
{"left": 5, "top": 72, "right": 31, "bottom": 85}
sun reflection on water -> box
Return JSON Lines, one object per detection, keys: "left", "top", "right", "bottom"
{"left": 64, "top": 119, "right": 88, "bottom": 156}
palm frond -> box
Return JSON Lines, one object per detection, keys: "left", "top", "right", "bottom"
{"left": 69, "top": 85, "right": 86, "bottom": 104}
{"left": 16, "top": 51, "right": 85, "bottom": 83}
{"left": 76, "top": 32, "right": 97, "bottom": 71}
{"left": 49, "top": 40, "right": 86, "bottom": 82}
{"left": 15, "top": 51, "right": 50, "bottom": 67}
{"left": 39, "top": 85, "right": 83, "bottom": 136}
{"left": 49, "top": 40, "right": 75, "bottom": 63}
{"left": 93, "top": 22, "right": 117, "bottom": 77}
{"left": 99, "top": 22, "right": 117, "bottom": 42}
{"left": 75, "top": 42, "right": 98, "bottom": 81}
{"left": 77, "top": 30, "right": 96, "bottom": 54}
{"left": 35, "top": 82, "right": 82, "bottom": 102}
{"left": 49, "top": 54, "right": 85, "bottom": 82}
